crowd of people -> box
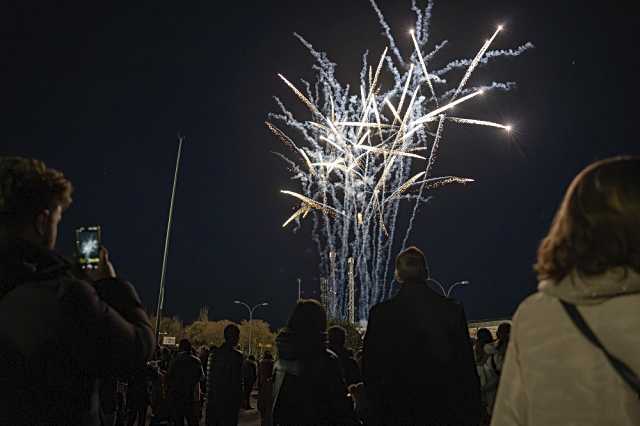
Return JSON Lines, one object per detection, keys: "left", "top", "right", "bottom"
{"left": 0, "top": 154, "right": 638, "bottom": 426}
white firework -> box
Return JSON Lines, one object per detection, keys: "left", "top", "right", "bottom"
{"left": 80, "top": 238, "right": 98, "bottom": 259}
{"left": 268, "top": 0, "right": 531, "bottom": 320}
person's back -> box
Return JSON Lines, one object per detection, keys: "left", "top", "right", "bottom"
{"left": 492, "top": 157, "right": 640, "bottom": 426}
{"left": 167, "top": 339, "right": 203, "bottom": 426}
{"left": 272, "top": 299, "right": 356, "bottom": 426}
{"left": 0, "top": 157, "right": 155, "bottom": 426}
{"left": 327, "top": 326, "right": 362, "bottom": 386}
{"left": 206, "top": 325, "right": 243, "bottom": 426}
{"left": 363, "top": 247, "right": 480, "bottom": 425}
{"left": 167, "top": 346, "right": 203, "bottom": 403}
{"left": 257, "top": 352, "right": 275, "bottom": 426}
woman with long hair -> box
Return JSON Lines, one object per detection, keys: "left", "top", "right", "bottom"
{"left": 492, "top": 157, "right": 640, "bottom": 425}
{"left": 272, "top": 299, "right": 356, "bottom": 425}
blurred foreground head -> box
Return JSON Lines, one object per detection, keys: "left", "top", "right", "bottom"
{"left": 0, "top": 157, "right": 73, "bottom": 249}
{"left": 327, "top": 325, "right": 346, "bottom": 349}
{"left": 287, "top": 298, "right": 327, "bottom": 338}
{"left": 536, "top": 156, "right": 640, "bottom": 281}
{"left": 395, "top": 246, "right": 428, "bottom": 284}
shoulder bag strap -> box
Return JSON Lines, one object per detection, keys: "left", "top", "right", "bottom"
{"left": 560, "top": 300, "right": 640, "bottom": 398}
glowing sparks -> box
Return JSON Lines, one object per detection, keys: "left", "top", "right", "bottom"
{"left": 452, "top": 26, "right": 502, "bottom": 100}
{"left": 270, "top": 0, "right": 529, "bottom": 320}
{"left": 447, "top": 117, "right": 512, "bottom": 130}
{"left": 411, "top": 90, "right": 485, "bottom": 127}
{"left": 410, "top": 30, "right": 438, "bottom": 104}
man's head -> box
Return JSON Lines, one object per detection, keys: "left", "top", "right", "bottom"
{"left": 0, "top": 157, "right": 73, "bottom": 249}
{"left": 224, "top": 324, "right": 241, "bottom": 346}
{"left": 394, "top": 246, "right": 428, "bottom": 284}
{"left": 327, "top": 325, "right": 347, "bottom": 349}
{"left": 178, "top": 338, "right": 192, "bottom": 353}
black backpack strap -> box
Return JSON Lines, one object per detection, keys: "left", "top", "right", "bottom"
{"left": 560, "top": 300, "right": 640, "bottom": 397}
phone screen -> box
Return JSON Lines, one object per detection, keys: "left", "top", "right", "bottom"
{"left": 75, "top": 226, "right": 101, "bottom": 268}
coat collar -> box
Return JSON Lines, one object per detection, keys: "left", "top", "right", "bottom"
{"left": 539, "top": 268, "right": 640, "bottom": 305}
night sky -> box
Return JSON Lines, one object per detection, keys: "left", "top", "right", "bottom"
{"left": 3, "top": 0, "right": 638, "bottom": 328}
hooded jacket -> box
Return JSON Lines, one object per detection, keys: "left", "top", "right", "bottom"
{"left": 272, "top": 329, "right": 357, "bottom": 426}
{"left": 491, "top": 269, "right": 640, "bottom": 426}
{"left": 0, "top": 239, "right": 155, "bottom": 426}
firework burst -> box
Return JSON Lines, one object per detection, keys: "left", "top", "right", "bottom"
{"left": 268, "top": 0, "right": 531, "bottom": 321}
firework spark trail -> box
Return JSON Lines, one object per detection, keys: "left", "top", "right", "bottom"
{"left": 271, "top": 1, "right": 529, "bottom": 321}
{"left": 451, "top": 26, "right": 502, "bottom": 101}
{"left": 434, "top": 42, "right": 534, "bottom": 77}
{"left": 410, "top": 30, "right": 438, "bottom": 105}
{"left": 447, "top": 117, "right": 511, "bottom": 130}
{"left": 400, "top": 114, "right": 446, "bottom": 254}
{"left": 369, "top": 0, "right": 406, "bottom": 67}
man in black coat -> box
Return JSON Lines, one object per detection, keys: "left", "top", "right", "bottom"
{"left": 167, "top": 339, "right": 204, "bottom": 426}
{"left": 363, "top": 246, "right": 481, "bottom": 426}
{"left": 206, "top": 324, "right": 244, "bottom": 426}
{"left": 0, "top": 157, "right": 155, "bottom": 426}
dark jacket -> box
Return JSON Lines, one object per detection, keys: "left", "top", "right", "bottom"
{"left": 0, "top": 239, "right": 155, "bottom": 426}
{"left": 272, "top": 329, "right": 357, "bottom": 426}
{"left": 167, "top": 351, "right": 204, "bottom": 403}
{"left": 363, "top": 280, "right": 481, "bottom": 426}
{"left": 329, "top": 346, "right": 362, "bottom": 387}
{"left": 243, "top": 358, "right": 257, "bottom": 385}
{"left": 206, "top": 343, "right": 244, "bottom": 425}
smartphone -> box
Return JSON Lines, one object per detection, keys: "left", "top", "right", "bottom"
{"left": 75, "top": 226, "right": 101, "bottom": 269}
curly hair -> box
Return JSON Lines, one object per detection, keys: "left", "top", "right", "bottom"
{"left": 0, "top": 157, "right": 73, "bottom": 233}
{"left": 535, "top": 156, "right": 640, "bottom": 281}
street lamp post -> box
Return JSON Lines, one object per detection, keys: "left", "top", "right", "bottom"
{"left": 234, "top": 300, "right": 269, "bottom": 355}
{"left": 428, "top": 278, "right": 470, "bottom": 298}
{"left": 446, "top": 280, "right": 470, "bottom": 298}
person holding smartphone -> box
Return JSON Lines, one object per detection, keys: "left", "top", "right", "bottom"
{"left": 0, "top": 156, "right": 155, "bottom": 426}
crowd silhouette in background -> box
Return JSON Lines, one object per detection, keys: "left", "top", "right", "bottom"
{"left": 0, "top": 155, "right": 638, "bottom": 426}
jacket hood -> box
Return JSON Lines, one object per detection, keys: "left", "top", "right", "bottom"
{"left": 0, "top": 238, "right": 70, "bottom": 297}
{"left": 276, "top": 328, "right": 327, "bottom": 360}
{"left": 538, "top": 268, "right": 640, "bottom": 305}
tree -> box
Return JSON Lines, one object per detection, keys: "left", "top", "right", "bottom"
{"left": 238, "top": 319, "right": 277, "bottom": 356}
{"left": 149, "top": 315, "right": 185, "bottom": 344}
{"left": 185, "top": 319, "right": 239, "bottom": 348}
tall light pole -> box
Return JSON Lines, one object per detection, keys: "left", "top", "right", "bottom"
{"left": 234, "top": 300, "right": 269, "bottom": 355}
{"left": 297, "top": 278, "right": 302, "bottom": 300}
{"left": 428, "top": 278, "right": 470, "bottom": 298}
{"left": 154, "top": 136, "right": 184, "bottom": 344}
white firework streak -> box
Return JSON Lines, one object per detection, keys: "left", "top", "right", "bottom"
{"left": 270, "top": 1, "right": 530, "bottom": 320}
{"left": 81, "top": 238, "right": 98, "bottom": 258}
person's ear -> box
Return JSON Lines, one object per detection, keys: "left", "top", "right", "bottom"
{"left": 34, "top": 209, "right": 51, "bottom": 237}
{"left": 394, "top": 270, "right": 402, "bottom": 284}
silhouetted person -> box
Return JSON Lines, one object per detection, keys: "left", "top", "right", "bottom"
{"left": 492, "top": 157, "right": 640, "bottom": 425}
{"left": 167, "top": 339, "right": 204, "bottom": 426}
{"left": 242, "top": 355, "right": 258, "bottom": 409}
{"left": 272, "top": 299, "right": 357, "bottom": 425}
{"left": 327, "top": 325, "right": 362, "bottom": 386}
{"left": 363, "top": 246, "right": 481, "bottom": 425}
{"left": 0, "top": 157, "right": 155, "bottom": 426}
{"left": 126, "top": 363, "right": 158, "bottom": 426}
{"left": 206, "top": 324, "right": 243, "bottom": 426}
{"left": 257, "top": 351, "right": 275, "bottom": 426}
